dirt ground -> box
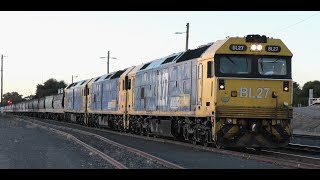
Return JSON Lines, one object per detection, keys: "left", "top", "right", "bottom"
{"left": 292, "top": 105, "right": 320, "bottom": 136}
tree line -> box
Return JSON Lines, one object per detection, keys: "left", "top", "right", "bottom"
{"left": 293, "top": 80, "right": 320, "bottom": 106}
{"left": 1, "top": 79, "right": 319, "bottom": 107}
{"left": 2, "top": 78, "right": 67, "bottom": 106}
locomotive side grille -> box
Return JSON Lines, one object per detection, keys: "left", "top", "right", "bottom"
{"left": 216, "top": 106, "right": 293, "bottom": 119}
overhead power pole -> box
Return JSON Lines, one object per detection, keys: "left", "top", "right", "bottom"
{"left": 186, "top": 22, "right": 189, "bottom": 50}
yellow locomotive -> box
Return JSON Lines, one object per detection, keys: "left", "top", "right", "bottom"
{"left": 4, "top": 34, "right": 292, "bottom": 149}
{"left": 197, "top": 34, "right": 292, "bottom": 148}
{"left": 125, "top": 34, "right": 292, "bottom": 148}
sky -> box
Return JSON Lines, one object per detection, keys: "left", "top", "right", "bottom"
{"left": 0, "top": 11, "right": 319, "bottom": 97}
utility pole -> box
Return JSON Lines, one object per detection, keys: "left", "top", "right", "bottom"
{"left": 1, "top": 54, "right": 5, "bottom": 107}
{"left": 100, "top": 51, "right": 117, "bottom": 74}
{"left": 175, "top": 23, "right": 190, "bottom": 51}
{"left": 0, "top": 54, "right": 8, "bottom": 108}
{"left": 107, "top": 51, "right": 110, "bottom": 74}
{"left": 186, "top": 22, "right": 189, "bottom": 51}
{"left": 72, "top": 75, "right": 78, "bottom": 83}
{"left": 1, "top": 55, "right": 3, "bottom": 107}
{"left": 1, "top": 54, "right": 8, "bottom": 107}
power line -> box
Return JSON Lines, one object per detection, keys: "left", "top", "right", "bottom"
{"left": 266, "top": 12, "right": 320, "bottom": 36}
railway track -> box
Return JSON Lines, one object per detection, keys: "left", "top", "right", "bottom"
{"left": 291, "top": 134, "right": 320, "bottom": 140}
{"left": 258, "top": 146, "right": 320, "bottom": 168}
{"left": 15, "top": 116, "right": 184, "bottom": 169}
{"left": 285, "top": 143, "right": 320, "bottom": 154}
{"left": 12, "top": 115, "right": 320, "bottom": 169}
{"left": 244, "top": 137, "right": 320, "bottom": 168}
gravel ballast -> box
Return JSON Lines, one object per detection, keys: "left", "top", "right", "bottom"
{"left": 0, "top": 114, "right": 113, "bottom": 169}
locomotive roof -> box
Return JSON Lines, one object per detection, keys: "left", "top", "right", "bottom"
{"left": 201, "top": 35, "right": 292, "bottom": 58}
{"left": 127, "top": 63, "right": 149, "bottom": 76}
{"left": 93, "top": 70, "right": 118, "bottom": 83}
{"left": 91, "top": 67, "right": 135, "bottom": 84}
{"left": 140, "top": 53, "right": 181, "bottom": 71}
{"left": 66, "top": 78, "right": 92, "bottom": 89}
{"left": 175, "top": 44, "right": 211, "bottom": 63}
{"left": 131, "top": 44, "right": 212, "bottom": 74}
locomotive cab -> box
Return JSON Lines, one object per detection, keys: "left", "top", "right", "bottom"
{"left": 200, "top": 34, "right": 293, "bottom": 148}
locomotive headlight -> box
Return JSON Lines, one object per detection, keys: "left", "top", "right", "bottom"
{"left": 283, "top": 81, "right": 289, "bottom": 92}
{"left": 250, "top": 44, "right": 257, "bottom": 51}
{"left": 218, "top": 79, "right": 225, "bottom": 90}
{"left": 257, "top": 44, "right": 263, "bottom": 51}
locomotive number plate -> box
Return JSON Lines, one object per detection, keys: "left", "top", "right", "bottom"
{"left": 229, "top": 44, "right": 247, "bottom": 51}
{"left": 240, "top": 87, "right": 270, "bottom": 99}
{"left": 265, "top": 45, "right": 281, "bottom": 52}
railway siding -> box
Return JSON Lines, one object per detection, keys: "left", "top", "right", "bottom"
{"left": 0, "top": 115, "right": 113, "bottom": 169}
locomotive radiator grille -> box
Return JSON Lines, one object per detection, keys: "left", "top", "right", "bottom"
{"left": 216, "top": 106, "right": 293, "bottom": 119}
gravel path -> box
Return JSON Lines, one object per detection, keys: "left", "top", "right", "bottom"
{"left": 0, "top": 114, "right": 113, "bottom": 169}
{"left": 293, "top": 106, "right": 320, "bottom": 136}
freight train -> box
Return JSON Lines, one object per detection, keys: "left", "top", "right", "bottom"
{"left": 3, "top": 34, "right": 293, "bottom": 148}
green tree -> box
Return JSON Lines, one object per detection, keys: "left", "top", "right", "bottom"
{"left": 24, "top": 94, "right": 35, "bottom": 101}
{"left": 299, "top": 80, "right": 320, "bottom": 106}
{"left": 2, "top": 92, "right": 24, "bottom": 106}
{"left": 292, "top": 81, "right": 301, "bottom": 107}
{"left": 35, "top": 78, "right": 67, "bottom": 98}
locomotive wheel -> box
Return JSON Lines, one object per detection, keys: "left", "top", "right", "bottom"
{"left": 146, "top": 127, "right": 151, "bottom": 137}
{"left": 140, "top": 129, "right": 145, "bottom": 136}
{"left": 203, "top": 130, "right": 211, "bottom": 147}
{"left": 215, "top": 143, "right": 222, "bottom": 149}
{"left": 192, "top": 140, "right": 198, "bottom": 145}
{"left": 203, "top": 141, "right": 209, "bottom": 147}
{"left": 192, "top": 130, "right": 199, "bottom": 145}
